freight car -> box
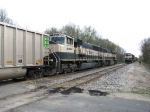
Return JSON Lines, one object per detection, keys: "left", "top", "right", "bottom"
{"left": 0, "top": 22, "right": 117, "bottom": 81}
{"left": 125, "top": 53, "right": 136, "bottom": 63}
{"left": 0, "top": 22, "right": 49, "bottom": 80}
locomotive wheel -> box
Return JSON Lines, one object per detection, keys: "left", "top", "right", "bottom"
{"left": 24, "top": 70, "right": 34, "bottom": 80}
{"left": 55, "top": 72, "right": 59, "bottom": 75}
{"left": 64, "top": 70, "right": 67, "bottom": 74}
{"left": 37, "top": 70, "right": 43, "bottom": 78}
{"left": 12, "top": 78, "right": 18, "bottom": 81}
{"left": 30, "top": 71, "right": 36, "bottom": 79}
{"left": 24, "top": 75, "right": 31, "bottom": 80}
{"left": 40, "top": 72, "right": 44, "bottom": 78}
{"left": 71, "top": 69, "right": 74, "bottom": 73}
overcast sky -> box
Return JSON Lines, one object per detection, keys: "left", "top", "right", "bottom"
{"left": 1, "top": 0, "right": 150, "bottom": 57}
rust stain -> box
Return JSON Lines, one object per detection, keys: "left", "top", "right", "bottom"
{"left": 7, "top": 61, "right": 12, "bottom": 64}
{"left": 38, "top": 60, "right": 41, "bottom": 63}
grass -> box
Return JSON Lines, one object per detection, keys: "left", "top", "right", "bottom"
{"left": 139, "top": 59, "right": 150, "bottom": 67}
{"left": 131, "top": 90, "right": 150, "bottom": 98}
{"left": 144, "top": 61, "right": 150, "bottom": 67}
{"left": 110, "top": 89, "right": 150, "bottom": 98}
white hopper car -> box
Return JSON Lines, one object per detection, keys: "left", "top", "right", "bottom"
{"left": 0, "top": 22, "right": 49, "bottom": 80}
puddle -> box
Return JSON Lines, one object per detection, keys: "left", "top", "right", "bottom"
{"left": 37, "top": 85, "right": 47, "bottom": 89}
{"left": 48, "top": 87, "right": 65, "bottom": 94}
{"left": 49, "top": 88, "right": 108, "bottom": 96}
{"left": 61, "top": 87, "right": 84, "bottom": 95}
{"left": 48, "top": 87, "right": 84, "bottom": 95}
{"left": 89, "top": 90, "right": 109, "bottom": 96}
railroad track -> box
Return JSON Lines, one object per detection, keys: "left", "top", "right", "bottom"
{"left": 0, "top": 64, "right": 126, "bottom": 112}
{"left": 0, "top": 64, "right": 116, "bottom": 86}
{"left": 47, "top": 64, "right": 126, "bottom": 94}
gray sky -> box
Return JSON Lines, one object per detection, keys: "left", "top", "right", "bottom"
{"left": 1, "top": 0, "right": 150, "bottom": 57}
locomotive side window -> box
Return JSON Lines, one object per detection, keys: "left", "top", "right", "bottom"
{"left": 67, "top": 37, "right": 73, "bottom": 45}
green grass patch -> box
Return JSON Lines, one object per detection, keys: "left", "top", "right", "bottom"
{"left": 131, "top": 90, "right": 150, "bottom": 98}
{"left": 144, "top": 61, "right": 150, "bottom": 67}
{"left": 144, "top": 60, "right": 150, "bottom": 67}
{"left": 110, "top": 89, "right": 150, "bottom": 98}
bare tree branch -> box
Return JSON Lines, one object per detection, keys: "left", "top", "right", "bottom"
{"left": 0, "top": 8, "right": 14, "bottom": 25}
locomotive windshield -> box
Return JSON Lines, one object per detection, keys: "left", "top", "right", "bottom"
{"left": 51, "top": 37, "right": 64, "bottom": 44}
{"left": 125, "top": 53, "right": 132, "bottom": 56}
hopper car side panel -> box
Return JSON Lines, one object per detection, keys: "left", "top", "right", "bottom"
{"left": 0, "top": 22, "right": 49, "bottom": 80}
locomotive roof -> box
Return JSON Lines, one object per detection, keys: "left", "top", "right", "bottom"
{"left": 125, "top": 53, "right": 133, "bottom": 55}
{"left": 54, "top": 34, "right": 114, "bottom": 53}
{"left": 125, "top": 53, "right": 135, "bottom": 56}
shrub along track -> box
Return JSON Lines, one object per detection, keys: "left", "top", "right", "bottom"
{"left": 0, "top": 64, "right": 126, "bottom": 112}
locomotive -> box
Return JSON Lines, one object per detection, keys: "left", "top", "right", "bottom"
{"left": 125, "top": 53, "right": 136, "bottom": 63}
{"left": 46, "top": 33, "right": 117, "bottom": 75}
{"left": 0, "top": 22, "right": 117, "bottom": 81}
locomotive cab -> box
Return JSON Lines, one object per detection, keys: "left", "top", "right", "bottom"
{"left": 125, "top": 53, "right": 134, "bottom": 63}
{"left": 48, "top": 34, "right": 76, "bottom": 74}
{"left": 49, "top": 33, "right": 74, "bottom": 57}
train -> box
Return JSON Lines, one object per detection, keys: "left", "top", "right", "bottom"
{"left": 0, "top": 22, "right": 117, "bottom": 81}
{"left": 125, "top": 53, "right": 137, "bottom": 63}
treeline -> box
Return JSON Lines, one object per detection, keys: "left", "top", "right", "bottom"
{"left": 45, "top": 23, "right": 126, "bottom": 62}
{"left": 0, "top": 8, "right": 126, "bottom": 62}
{"left": 140, "top": 38, "right": 150, "bottom": 65}
{"left": 0, "top": 8, "right": 14, "bottom": 25}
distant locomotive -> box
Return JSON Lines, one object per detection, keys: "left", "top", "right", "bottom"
{"left": 0, "top": 22, "right": 117, "bottom": 81}
{"left": 125, "top": 53, "right": 136, "bottom": 63}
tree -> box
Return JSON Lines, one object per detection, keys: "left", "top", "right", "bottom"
{"left": 80, "top": 26, "right": 97, "bottom": 44}
{"left": 140, "top": 38, "right": 150, "bottom": 63}
{"left": 45, "top": 23, "right": 126, "bottom": 62}
{"left": 116, "top": 45, "right": 126, "bottom": 62}
{"left": 60, "top": 23, "right": 81, "bottom": 38}
{"left": 0, "top": 8, "right": 14, "bottom": 25}
{"left": 45, "top": 27, "right": 59, "bottom": 35}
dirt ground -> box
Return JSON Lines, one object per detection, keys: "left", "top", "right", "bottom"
{"left": 106, "top": 62, "right": 150, "bottom": 101}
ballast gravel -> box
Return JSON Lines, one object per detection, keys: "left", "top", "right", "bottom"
{"left": 0, "top": 62, "right": 150, "bottom": 102}
{"left": 0, "top": 65, "right": 120, "bottom": 99}
{"left": 82, "top": 62, "right": 150, "bottom": 94}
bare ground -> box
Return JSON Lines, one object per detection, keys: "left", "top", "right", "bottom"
{"left": 82, "top": 62, "right": 150, "bottom": 101}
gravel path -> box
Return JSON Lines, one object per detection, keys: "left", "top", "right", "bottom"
{"left": 83, "top": 62, "right": 150, "bottom": 96}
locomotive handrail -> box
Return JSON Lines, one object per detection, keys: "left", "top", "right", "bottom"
{"left": 45, "top": 48, "right": 51, "bottom": 65}
{"left": 51, "top": 52, "right": 57, "bottom": 67}
{"left": 54, "top": 52, "right": 60, "bottom": 73}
